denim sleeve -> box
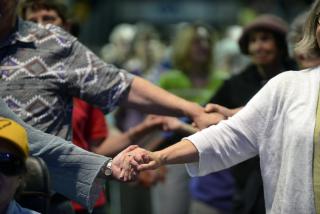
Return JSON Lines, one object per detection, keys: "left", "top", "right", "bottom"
{"left": 0, "top": 98, "right": 109, "bottom": 209}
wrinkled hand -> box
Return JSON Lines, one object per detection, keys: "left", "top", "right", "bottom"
{"left": 112, "top": 145, "right": 140, "bottom": 182}
{"left": 121, "top": 147, "right": 162, "bottom": 172}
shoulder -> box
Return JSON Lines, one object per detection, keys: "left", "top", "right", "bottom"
{"left": 269, "top": 68, "right": 319, "bottom": 88}
{"left": 259, "top": 68, "right": 320, "bottom": 103}
{"left": 20, "top": 20, "right": 76, "bottom": 47}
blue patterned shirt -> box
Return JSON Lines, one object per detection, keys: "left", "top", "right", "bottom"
{"left": 0, "top": 19, "right": 134, "bottom": 139}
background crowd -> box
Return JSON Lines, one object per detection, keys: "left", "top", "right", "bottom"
{"left": 0, "top": 0, "right": 319, "bottom": 214}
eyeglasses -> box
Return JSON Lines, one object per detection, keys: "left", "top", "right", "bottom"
{"left": 0, "top": 152, "right": 25, "bottom": 176}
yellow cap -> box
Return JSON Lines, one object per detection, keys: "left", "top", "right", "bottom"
{"left": 0, "top": 117, "right": 29, "bottom": 159}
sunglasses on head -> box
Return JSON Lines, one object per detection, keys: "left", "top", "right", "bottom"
{"left": 0, "top": 152, "right": 26, "bottom": 176}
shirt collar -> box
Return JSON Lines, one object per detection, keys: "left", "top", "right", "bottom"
{"left": 0, "top": 18, "right": 36, "bottom": 49}
{"left": 14, "top": 17, "right": 37, "bottom": 43}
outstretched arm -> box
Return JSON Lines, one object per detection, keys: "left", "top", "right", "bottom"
{"left": 0, "top": 98, "right": 136, "bottom": 209}
{"left": 121, "top": 139, "right": 199, "bottom": 171}
{"left": 122, "top": 76, "right": 220, "bottom": 129}
{"left": 149, "top": 139, "right": 199, "bottom": 167}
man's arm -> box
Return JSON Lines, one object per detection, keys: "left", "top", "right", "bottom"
{"left": 65, "top": 39, "right": 222, "bottom": 129}
{"left": 122, "top": 139, "right": 199, "bottom": 171}
{"left": 121, "top": 76, "right": 217, "bottom": 129}
{"left": 0, "top": 98, "right": 136, "bottom": 209}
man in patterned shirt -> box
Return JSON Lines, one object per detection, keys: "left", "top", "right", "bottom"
{"left": 0, "top": 0, "right": 219, "bottom": 211}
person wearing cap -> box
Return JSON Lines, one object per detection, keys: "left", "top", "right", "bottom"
{"left": 0, "top": 117, "right": 39, "bottom": 214}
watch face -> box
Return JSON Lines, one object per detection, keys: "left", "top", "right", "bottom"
{"left": 104, "top": 168, "right": 112, "bottom": 176}
{"left": 104, "top": 160, "right": 113, "bottom": 176}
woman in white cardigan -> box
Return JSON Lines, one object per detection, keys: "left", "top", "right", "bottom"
{"left": 122, "top": 1, "right": 320, "bottom": 213}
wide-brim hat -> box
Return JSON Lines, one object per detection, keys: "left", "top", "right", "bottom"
{"left": 0, "top": 117, "right": 29, "bottom": 159}
{"left": 238, "top": 14, "right": 288, "bottom": 55}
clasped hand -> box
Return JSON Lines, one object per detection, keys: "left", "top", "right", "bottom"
{"left": 112, "top": 145, "right": 160, "bottom": 182}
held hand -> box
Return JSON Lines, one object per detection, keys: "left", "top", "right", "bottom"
{"left": 115, "top": 147, "right": 153, "bottom": 181}
{"left": 120, "top": 147, "right": 162, "bottom": 171}
{"left": 136, "top": 151, "right": 162, "bottom": 171}
{"left": 112, "top": 145, "right": 140, "bottom": 182}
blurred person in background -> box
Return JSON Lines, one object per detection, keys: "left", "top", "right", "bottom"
{"left": 124, "top": 23, "right": 166, "bottom": 82}
{"left": 109, "top": 23, "right": 168, "bottom": 214}
{"left": 0, "top": 117, "right": 39, "bottom": 214}
{"left": 100, "top": 23, "right": 136, "bottom": 68}
{"left": 214, "top": 25, "right": 250, "bottom": 76}
{"left": 159, "top": 22, "right": 225, "bottom": 103}
{"left": 115, "top": 23, "right": 166, "bottom": 132}
{"left": 150, "top": 22, "right": 227, "bottom": 214}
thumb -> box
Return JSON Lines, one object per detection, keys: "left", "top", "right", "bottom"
{"left": 204, "top": 103, "right": 220, "bottom": 113}
{"left": 138, "top": 161, "right": 158, "bottom": 171}
{"left": 121, "top": 145, "right": 138, "bottom": 154}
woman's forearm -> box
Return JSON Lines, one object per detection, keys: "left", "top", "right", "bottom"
{"left": 156, "top": 139, "right": 199, "bottom": 165}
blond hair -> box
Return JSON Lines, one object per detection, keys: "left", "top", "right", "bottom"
{"left": 171, "top": 23, "right": 213, "bottom": 75}
{"left": 295, "top": 0, "right": 320, "bottom": 57}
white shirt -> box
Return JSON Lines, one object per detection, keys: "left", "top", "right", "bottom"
{"left": 185, "top": 68, "right": 320, "bottom": 214}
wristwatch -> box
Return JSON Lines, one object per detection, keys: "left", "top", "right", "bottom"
{"left": 101, "top": 159, "right": 113, "bottom": 177}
